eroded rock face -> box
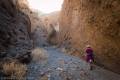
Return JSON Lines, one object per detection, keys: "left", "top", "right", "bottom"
{"left": 40, "top": 12, "right": 60, "bottom": 45}
{"left": 30, "top": 11, "right": 60, "bottom": 47}
{"left": 0, "top": 0, "right": 32, "bottom": 63}
{"left": 59, "top": 0, "right": 120, "bottom": 73}
{"left": 28, "top": 10, "right": 48, "bottom": 47}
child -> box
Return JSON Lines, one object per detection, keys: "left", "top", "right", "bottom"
{"left": 85, "top": 45, "right": 94, "bottom": 70}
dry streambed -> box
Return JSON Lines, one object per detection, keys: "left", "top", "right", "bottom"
{"left": 26, "top": 47, "right": 120, "bottom": 80}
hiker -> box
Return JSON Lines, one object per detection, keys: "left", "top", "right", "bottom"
{"left": 85, "top": 45, "right": 94, "bottom": 70}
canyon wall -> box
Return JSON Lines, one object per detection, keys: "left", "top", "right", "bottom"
{"left": 30, "top": 11, "right": 48, "bottom": 47}
{"left": 0, "top": 0, "right": 32, "bottom": 63}
{"left": 59, "top": 0, "right": 120, "bottom": 74}
{"left": 40, "top": 12, "right": 60, "bottom": 45}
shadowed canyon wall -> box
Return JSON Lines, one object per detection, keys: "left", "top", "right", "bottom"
{"left": 59, "top": 0, "right": 120, "bottom": 74}
{"left": 0, "top": 0, "right": 32, "bottom": 63}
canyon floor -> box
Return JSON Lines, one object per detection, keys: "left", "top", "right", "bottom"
{"left": 26, "top": 46, "right": 120, "bottom": 80}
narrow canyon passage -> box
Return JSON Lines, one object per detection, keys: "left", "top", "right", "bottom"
{"left": 0, "top": 0, "right": 120, "bottom": 80}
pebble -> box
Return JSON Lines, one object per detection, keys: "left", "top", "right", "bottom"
{"left": 56, "top": 67, "right": 63, "bottom": 71}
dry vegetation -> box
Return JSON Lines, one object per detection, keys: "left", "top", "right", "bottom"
{"left": 1, "top": 59, "right": 27, "bottom": 80}
{"left": 31, "top": 48, "right": 48, "bottom": 62}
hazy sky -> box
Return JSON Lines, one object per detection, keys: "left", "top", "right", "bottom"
{"left": 28, "top": 0, "right": 63, "bottom": 13}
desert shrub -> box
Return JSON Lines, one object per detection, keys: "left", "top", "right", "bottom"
{"left": 2, "top": 59, "right": 27, "bottom": 80}
{"left": 31, "top": 48, "right": 48, "bottom": 62}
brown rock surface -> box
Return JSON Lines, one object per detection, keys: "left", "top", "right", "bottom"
{"left": 59, "top": 0, "right": 120, "bottom": 74}
{"left": 30, "top": 11, "right": 60, "bottom": 46}
{"left": 0, "top": 0, "right": 32, "bottom": 63}
{"left": 41, "top": 12, "right": 60, "bottom": 44}
{"left": 28, "top": 10, "right": 48, "bottom": 47}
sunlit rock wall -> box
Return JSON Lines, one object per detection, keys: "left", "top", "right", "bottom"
{"left": 59, "top": 0, "right": 120, "bottom": 74}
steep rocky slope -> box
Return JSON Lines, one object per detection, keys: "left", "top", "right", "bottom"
{"left": 28, "top": 10, "right": 48, "bottom": 47}
{"left": 0, "top": 0, "right": 32, "bottom": 63}
{"left": 29, "top": 11, "right": 60, "bottom": 47}
{"left": 59, "top": 0, "right": 120, "bottom": 74}
{"left": 40, "top": 12, "right": 60, "bottom": 44}
{"left": 41, "top": 11, "right": 59, "bottom": 30}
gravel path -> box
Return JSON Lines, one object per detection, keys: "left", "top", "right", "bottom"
{"left": 26, "top": 47, "right": 120, "bottom": 80}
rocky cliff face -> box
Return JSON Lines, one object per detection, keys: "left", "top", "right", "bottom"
{"left": 40, "top": 12, "right": 60, "bottom": 45}
{"left": 26, "top": 10, "right": 48, "bottom": 47}
{"left": 0, "top": 0, "right": 32, "bottom": 63}
{"left": 30, "top": 11, "right": 60, "bottom": 47}
{"left": 59, "top": 0, "right": 120, "bottom": 74}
